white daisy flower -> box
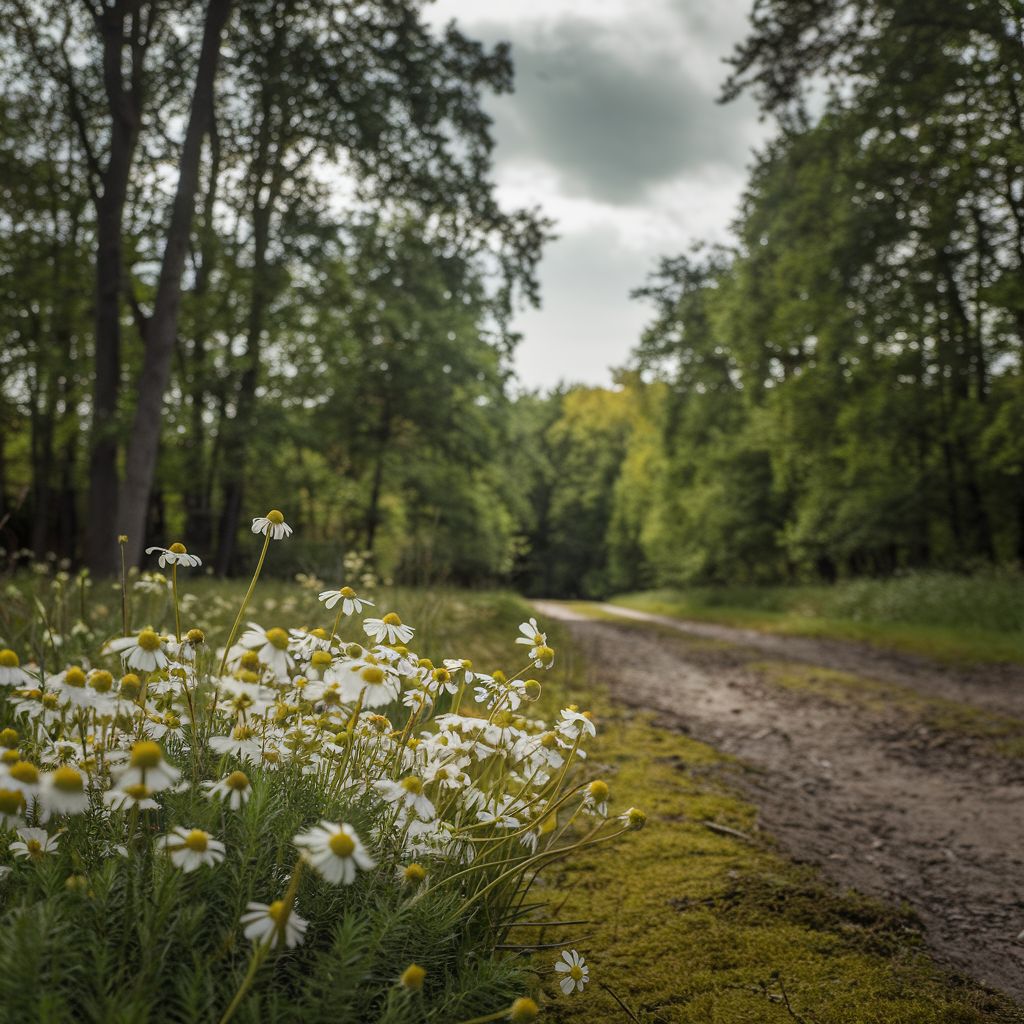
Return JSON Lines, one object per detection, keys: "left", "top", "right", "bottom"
{"left": 515, "top": 617, "right": 546, "bottom": 648}
{"left": 318, "top": 586, "right": 374, "bottom": 615}
{"left": 0, "top": 650, "right": 35, "bottom": 687}
{"left": 362, "top": 613, "right": 414, "bottom": 645}
{"left": 240, "top": 899, "right": 308, "bottom": 949}
{"left": 203, "top": 770, "right": 252, "bottom": 810}
{"left": 251, "top": 510, "right": 293, "bottom": 540}
{"left": 0, "top": 787, "right": 25, "bottom": 829}
{"left": 113, "top": 741, "right": 180, "bottom": 792}
{"left": 556, "top": 709, "right": 596, "bottom": 743}
{"left": 41, "top": 766, "right": 90, "bottom": 815}
{"left": 554, "top": 949, "right": 589, "bottom": 994}
{"left": 105, "top": 629, "right": 169, "bottom": 673}
{"left": 334, "top": 658, "right": 400, "bottom": 709}
{"left": 102, "top": 781, "right": 160, "bottom": 811}
{"left": 145, "top": 543, "right": 202, "bottom": 568}
{"left": 10, "top": 827, "right": 60, "bottom": 861}
{"left": 237, "top": 625, "right": 292, "bottom": 680}
{"left": 158, "top": 827, "right": 226, "bottom": 872}
{"left": 375, "top": 777, "right": 436, "bottom": 820}
{"left": 293, "top": 820, "right": 376, "bottom": 885}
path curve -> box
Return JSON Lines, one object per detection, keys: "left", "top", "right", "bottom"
{"left": 536, "top": 600, "right": 1024, "bottom": 1001}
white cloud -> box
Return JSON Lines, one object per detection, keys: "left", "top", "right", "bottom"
{"left": 428, "top": 0, "right": 767, "bottom": 388}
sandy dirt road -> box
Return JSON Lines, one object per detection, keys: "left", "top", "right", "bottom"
{"left": 535, "top": 600, "right": 1024, "bottom": 1002}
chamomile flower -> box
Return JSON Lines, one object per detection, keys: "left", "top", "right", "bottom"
{"left": 556, "top": 708, "right": 596, "bottom": 743}
{"left": 114, "top": 741, "right": 180, "bottom": 792}
{"left": 515, "top": 618, "right": 545, "bottom": 649}
{"left": 41, "top": 766, "right": 90, "bottom": 815}
{"left": 159, "top": 827, "right": 225, "bottom": 872}
{"left": 318, "top": 586, "right": 373, "bottom": 615}
{"left": 10, "top": 827, "right": 59, "bottom": 861}
{"left": 0, "top": 788, "right": 25, "bottom": 829}
{"left": 293, "top": 820, "right": 375, "bottom": 885}
{"left": 251, "top": 510, "right": 292, "bottom": 540}
{"left": 203, "top": 770, "right": 252, "bottom": 809}
{"left": 363, "top": 612, "right": 414, "bottom": 645}
{"left": 106, "top": 629, "right": 169, "bottom": 673}
{"left": 584, "top": 779, "right": 609, "bottom": 817}
{"left": 237, "top": 625, "right": 292, "bottom": 680}
{"left": 554, "top": 949, "right": 589, "bottom": 994}
{"left": 375, "top": 776, "right": 436, "bottom": 821}
{"left": 0, "top": 650, "right": 35, "bottom": 687}
{"left": 240, "top": 899, "right": 308, "bottom": 949}
{"left": 145, "top": 543, "right": 202, "bottom": 568}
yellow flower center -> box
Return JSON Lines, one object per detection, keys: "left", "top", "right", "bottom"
{"left": 329, "top": 831, "right": 355, "bottom": 857}
{"left": 569, "top": 964, "right": 584, "bottom": 981}
{"left": 183, "top": 829, "right": 208, "bottom": 852}
{"left": 124, "top": 783, "right": 151, "bottom": 800}
{"left": 533, "top": 633, "right": 544, "bottom": 646}
{"left": 137, "top": 630, "right": 161, "bottom": 653}
{"left": 129, "top": 741, "right": 163, "bottom": 769}
{"left": 400, "top": 776, "right": 423, "bottom": 795}
{"left": 42, "top": 694, "right": 60, "bottom": 710}
{"left": 0, "top": 728, "right": 19, "bottom": 748}
{"left": 588, "top": 780, "right": 609, "bottom": 803}
{"left": 64, "top": 667, "right": 86, "bottom": 688}
{"left": 404, "top": 863, "right": 426, "bottom": 882}
{"left": 345, "top": 643, "right": 364, "bottom": 658}
{"left": 169, "top": 542, "right": 187, "bottom": 554}
{"left": 266, "top": 510, "right": 285, "bottom": 525}
{"left": 186, "top": 628, "right": 205, "bottom": 644}
{"left": 340, "top": 586, "right": 356, "bottom": 598}
{"left": 361, "top": 666, "right": 385, "bottom": 685}
{"left": 266, "top": 628, "right": 289, "bottom": 651}
{"left": 401, "top": 964, "right": 426, "bottom": 991}
{"left": 0, "top": 650, "right": 19, "bottom": 668}
{"left": 0, "top": 788, "right": 24, "bottom": 815}
{"left": 268, "top": 899, "right": 288, "bottom": 924}
{"left": 535, "top": 645, "right": 555, "bottom": 664}
{"left": 382, "top": 612, "right": 402, "bottom": 626}
{"left": 9, "top": 761, "right": 39, "bottom": 785}
{"left": 120, "top": 674, "right": 141, "bottom": 698}
{"left": 510, "top": 998, "right": 539, "bottom": 1023}
{"left": 226, "top": 771, "right": 250, "bottom": 791}
{"left": 52, "top": 766, "right": 84, "bottom": 793}
{"left": 432, "top": 668, "right": 450, "bottom": 684}
{"left": 26, "top": 839, "right": 43, "bottom": 856}
{"left": 90, "top": 670, "right": 114, "bottom": 693}
{"left": 311, "top": 651, "right": 332, "bottom": 668}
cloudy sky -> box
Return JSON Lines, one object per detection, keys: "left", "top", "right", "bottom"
{"left": 427, "top": 0, "right": 770, "bottom": 390}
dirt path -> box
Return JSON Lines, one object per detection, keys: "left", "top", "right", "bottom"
{"left": 536, "top": 600, "right": 1024, "bottom": 1002}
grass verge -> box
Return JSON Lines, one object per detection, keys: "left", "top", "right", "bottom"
{"left": 609, "top": 583, "right": 1024, "bottom": 666}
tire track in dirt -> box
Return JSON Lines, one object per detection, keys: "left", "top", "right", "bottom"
{"left": 536, "top": 601, "right": 1024, "bottom": 1002}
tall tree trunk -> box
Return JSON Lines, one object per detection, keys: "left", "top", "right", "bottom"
{"left": 119, "top": 0, "right": 234, "bottom": 568}
{"left": 84, "top": 2, "right": 146, "bottom": 576}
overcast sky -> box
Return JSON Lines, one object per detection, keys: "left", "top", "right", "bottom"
{"left": 427, "top": 0, "right": 769, "bottom": 390}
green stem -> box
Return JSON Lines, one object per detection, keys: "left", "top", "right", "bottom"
{"left": 172, "top": 564, "right": 181, "bottom": 642}
{"left": 219, "top": 532, "right": 272, "bottom": 677}
{"left": 119, "top": 536, "right": 130, "bottom": 636}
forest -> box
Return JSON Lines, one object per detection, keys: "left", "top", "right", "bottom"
{"left": 2, "top": 0, "right": 1023, "bottom": 596}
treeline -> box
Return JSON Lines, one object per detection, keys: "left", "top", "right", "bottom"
{"left": 513, "top": 0, "right": 1024, "bottom": 596}
{"left": 0, "top": 0, "right": 545, "bottom": 580}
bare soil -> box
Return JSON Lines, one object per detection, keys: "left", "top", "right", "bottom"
{"left": 536, "top": 600, "right": 1024, "bottom": 1002}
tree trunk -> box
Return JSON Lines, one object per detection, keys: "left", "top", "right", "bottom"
{"left": 119, "top": 0, "right": 234, "bottom": 568}
{"left": 84, "top": 2, "right": 146, "bottom": 576}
